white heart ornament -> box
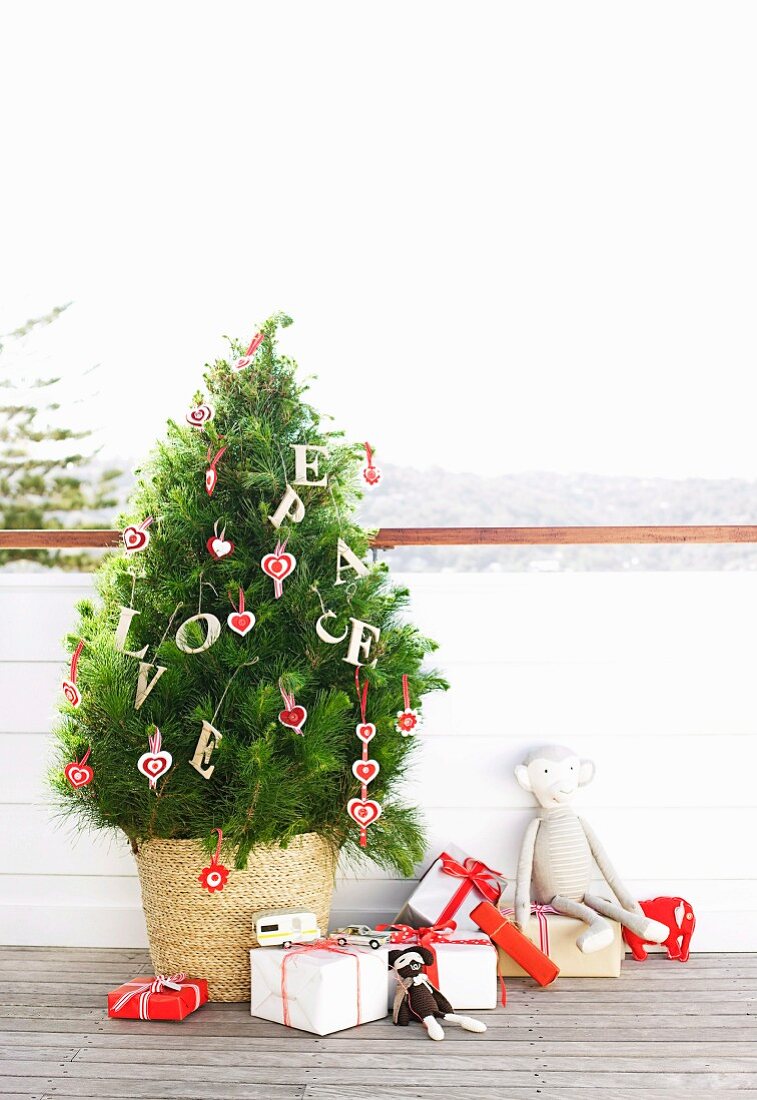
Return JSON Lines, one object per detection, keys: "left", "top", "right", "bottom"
{"left": 355, "top": 722, "right": 376, "bottom": 743}
{"left": 137, "top": 750, "right": 172, "bottom": 783}
{"left": 186, "top": 404, "right": 214, "bottom": 427}
{"left": 227, "top": 610, "right": 255, "bottom": 637}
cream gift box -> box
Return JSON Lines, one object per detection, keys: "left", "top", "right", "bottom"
{"left": 378, "top": 935, "right": 499, "bottom": 1010}
{"left": 496, "top": 909, "right": 623, "bottom": 978}
{"left": 250, "top": 944, "right": 388, "bottom": 1035}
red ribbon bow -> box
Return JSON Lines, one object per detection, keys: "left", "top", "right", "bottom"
{"left": 436, "top": 852, "right": 505, "bottom": 926}
{"left": 111, "top": 973, "right": 200, "bottom": 1019}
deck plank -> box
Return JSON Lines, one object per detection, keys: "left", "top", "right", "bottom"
{"left": 0, "top": 948, "right": 754, "bottom": 1099}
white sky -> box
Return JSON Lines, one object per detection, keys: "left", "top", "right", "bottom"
{"left": 2, "top": 1, "right": 756, "bottom": 479}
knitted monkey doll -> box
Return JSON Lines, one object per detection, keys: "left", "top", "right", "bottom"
{"left": 388, "top": 947, "right": 487, "bottom": 1041}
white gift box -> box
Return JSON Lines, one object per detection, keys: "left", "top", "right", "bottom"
{"left": 379, "top": 937, "right": 499, "bottom": 1010}
{"left": 250, "top": 945, "right": 388, "bottom": 1035}
{"left": 394, "top": 844, "right": 504, "bottom": 932}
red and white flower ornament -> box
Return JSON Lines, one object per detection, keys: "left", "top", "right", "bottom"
{"left": 278, "top": 679, "right": 307, "bottom": 736}
{"left": 395, "top": 674, "right": 421, "bottom": 737}
{"left": 232, "top": 332, "right": 265, "bottom": 372}
{"left": 137, "top": 727, "right": 172, "bottom": 793}
{"left": 361, "top": 442, "right": 381, "bottom": 489}
{"left": 198, "top": 827, "right": 230, "bottom": 894}
{"left": 205, "top": 443, "right": 227, "bottom": 497}
{"left": 207, "top": 520, "right": 234, "bottom": 560}
{"left": 64, "top": 745, "right": 93, "bottom": 789}
{"left": 261, "top": 539, "right": 296, "bottom": 599}
{"left": 348, "top": 670, "right": 382, "bottom": 848}
{"left": 186, "top": 403, "right": 214, "bottom": 428}
{"left": 123, "top": 516, "right": 153, "bottom": 555}
{"left": 227, "top": 588, "right": 255, "bottom": 637}
{"left": 61, "top": 640, "right": 85, "bottom": 708}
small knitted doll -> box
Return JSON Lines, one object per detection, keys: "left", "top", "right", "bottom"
{"left": 388, "top": 946, "right": 487, "bottom": 1041}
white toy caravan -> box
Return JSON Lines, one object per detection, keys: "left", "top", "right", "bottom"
{"left": 254, "top": 909, "right": 320, "bottom": 948}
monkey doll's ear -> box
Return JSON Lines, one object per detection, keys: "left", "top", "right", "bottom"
{"left": 514, "top": 764, "right": 533, "bottom": 792}
{"left": 418, "top": 947, "right": 435, "bottom": 966}
{"left": 578, "top": 758, "right": 595, "bottom": 786}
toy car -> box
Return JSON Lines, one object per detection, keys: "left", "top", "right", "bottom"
{"left": 254, "top": 909, "right": 320, "bottom": 948}
{"left": 329, "top": 924, "right": 393, "bottom": 949}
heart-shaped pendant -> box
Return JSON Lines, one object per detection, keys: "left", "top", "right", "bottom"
{"left": 207, "top": 535, "right": 234, "bottom": 559}
{"left": 227, "top": 610, "right": 255, "bottom": 637}
{"left": 261, "top": 543, "right": 297, "bottom": 599}
{"left": 137, "top": 750, "right": 172, "bottom": 785}
{"left": 232, "top": 332, "right": 265, "bottom": 371}
{"left": 64, "top": 761, "right": 93, "bottom": 788}
{"left": 355, "top": 722, "right": 376, "bottom": 743}
{"left": 347, "top": 797, "right": 382, "bottom": 828}
{"left": 279, "top": 705, "right": 307, "bottom": 733}
{"left": 61, "top": 679, "right": 81, "bottom": 708}
{"left": 352, "top": 758, "right": 380, "bottom": 784}
{"left": 186, "top": 403, "right": 214, "bottom": 428}
{"left": 123, "top": 526, "right": 148, "bottom": 553}
{"left": 205, "top": 468, "right": 218, "bottom": 496}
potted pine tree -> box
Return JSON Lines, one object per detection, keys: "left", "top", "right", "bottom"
{"left": 50, "top": 313, "right": 444, "bottom": 1000}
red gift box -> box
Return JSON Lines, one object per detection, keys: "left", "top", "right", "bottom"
{"left": 107, "top": 973, "right": 208, "bottom": 1021}
{"left": 471, "top": 900, "right": 560, "bottom": 987}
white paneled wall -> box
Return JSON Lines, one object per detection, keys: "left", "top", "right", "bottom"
{"left": 1, "top": 571, "right": 755, "bottom": 951}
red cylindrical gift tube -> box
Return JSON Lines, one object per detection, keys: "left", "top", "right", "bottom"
{"left": 471, "top": 900, "right": 560, "bottom": 987}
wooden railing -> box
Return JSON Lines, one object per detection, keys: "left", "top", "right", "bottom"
{"left": 2, "top": 526, "right": 757, "bottom": 549}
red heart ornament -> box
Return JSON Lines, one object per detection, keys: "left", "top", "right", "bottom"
{"left": 205, "top": 468, "right": 218, "bottom": 496}
{"left": 137, "top": 750, "right": 172, "bottom": 782}
{"left": 355, "top": 722, "right": 376, "bottom": 743}
{"left": 123, "top": 526, "right": 149, "bottom": 554}
{"left": 279, "top": 705, "right": 307, "bottom": 732}
{"left": 261, "top": 552, "right": 296, "bottom": 580}
{"left": 186, "top": 403, "right": 214, "bottom": 427}
{"left": 64, "top": 762, "right": 93, "bottom": 788}
{"left": 352, "top": 758, "right": 380, "bottom": 784}
{"left": 347, "top": 797, "right": 382, "bottom": 827}
{"left": 227, "top": 610, "right": 255, "bottom": 637}
{"left": 207, "top": 535, "right": 234, "bottom": 559}
{"left": 61, "top": 679, "right": 81, "bottom": 708}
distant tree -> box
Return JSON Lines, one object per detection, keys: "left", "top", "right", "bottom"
{"left": 0, "top": 304, "right": 122, "bottom": 570}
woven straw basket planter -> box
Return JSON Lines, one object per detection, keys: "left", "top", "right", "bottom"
{"left": 135, "top": 832, "right": 337, "bottom": 1001}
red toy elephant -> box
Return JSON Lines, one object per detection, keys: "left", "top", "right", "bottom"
{"left": 623, "top": 896, "right": 695, "bottom": 962}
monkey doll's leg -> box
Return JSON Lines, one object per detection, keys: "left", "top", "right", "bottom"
{"left": 585, "top": 892, "right": 668, "bottom": 943}
{"left": 443, "top": 1013, "right": 487, "bottom": 1033}
{"left": 424, "top": 1015, "right": 445, "bottom": 1041}
{"left": 550, "top": 894, "right": 615, "bottom": 953}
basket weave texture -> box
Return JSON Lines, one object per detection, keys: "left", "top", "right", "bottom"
{"left": 135, "top": 832, "right": 337, "bottom": 1001}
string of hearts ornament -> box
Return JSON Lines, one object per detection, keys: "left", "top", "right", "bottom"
{"left": 347, "top": 669, "right": 382, "bottom": 847}
{"left": 64, "top": 745, "right": 93, "bottom": 789}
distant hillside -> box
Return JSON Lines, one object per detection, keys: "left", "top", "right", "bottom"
{"left": 10, "top": 461, "right": 757, "bottom": 572}
{"left": 358, "top": 466, "right": 757, "bottom": 571}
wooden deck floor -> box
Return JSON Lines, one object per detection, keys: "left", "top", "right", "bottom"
{"left": 0, "top": 947, "right": 755, "bottom": 1099}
